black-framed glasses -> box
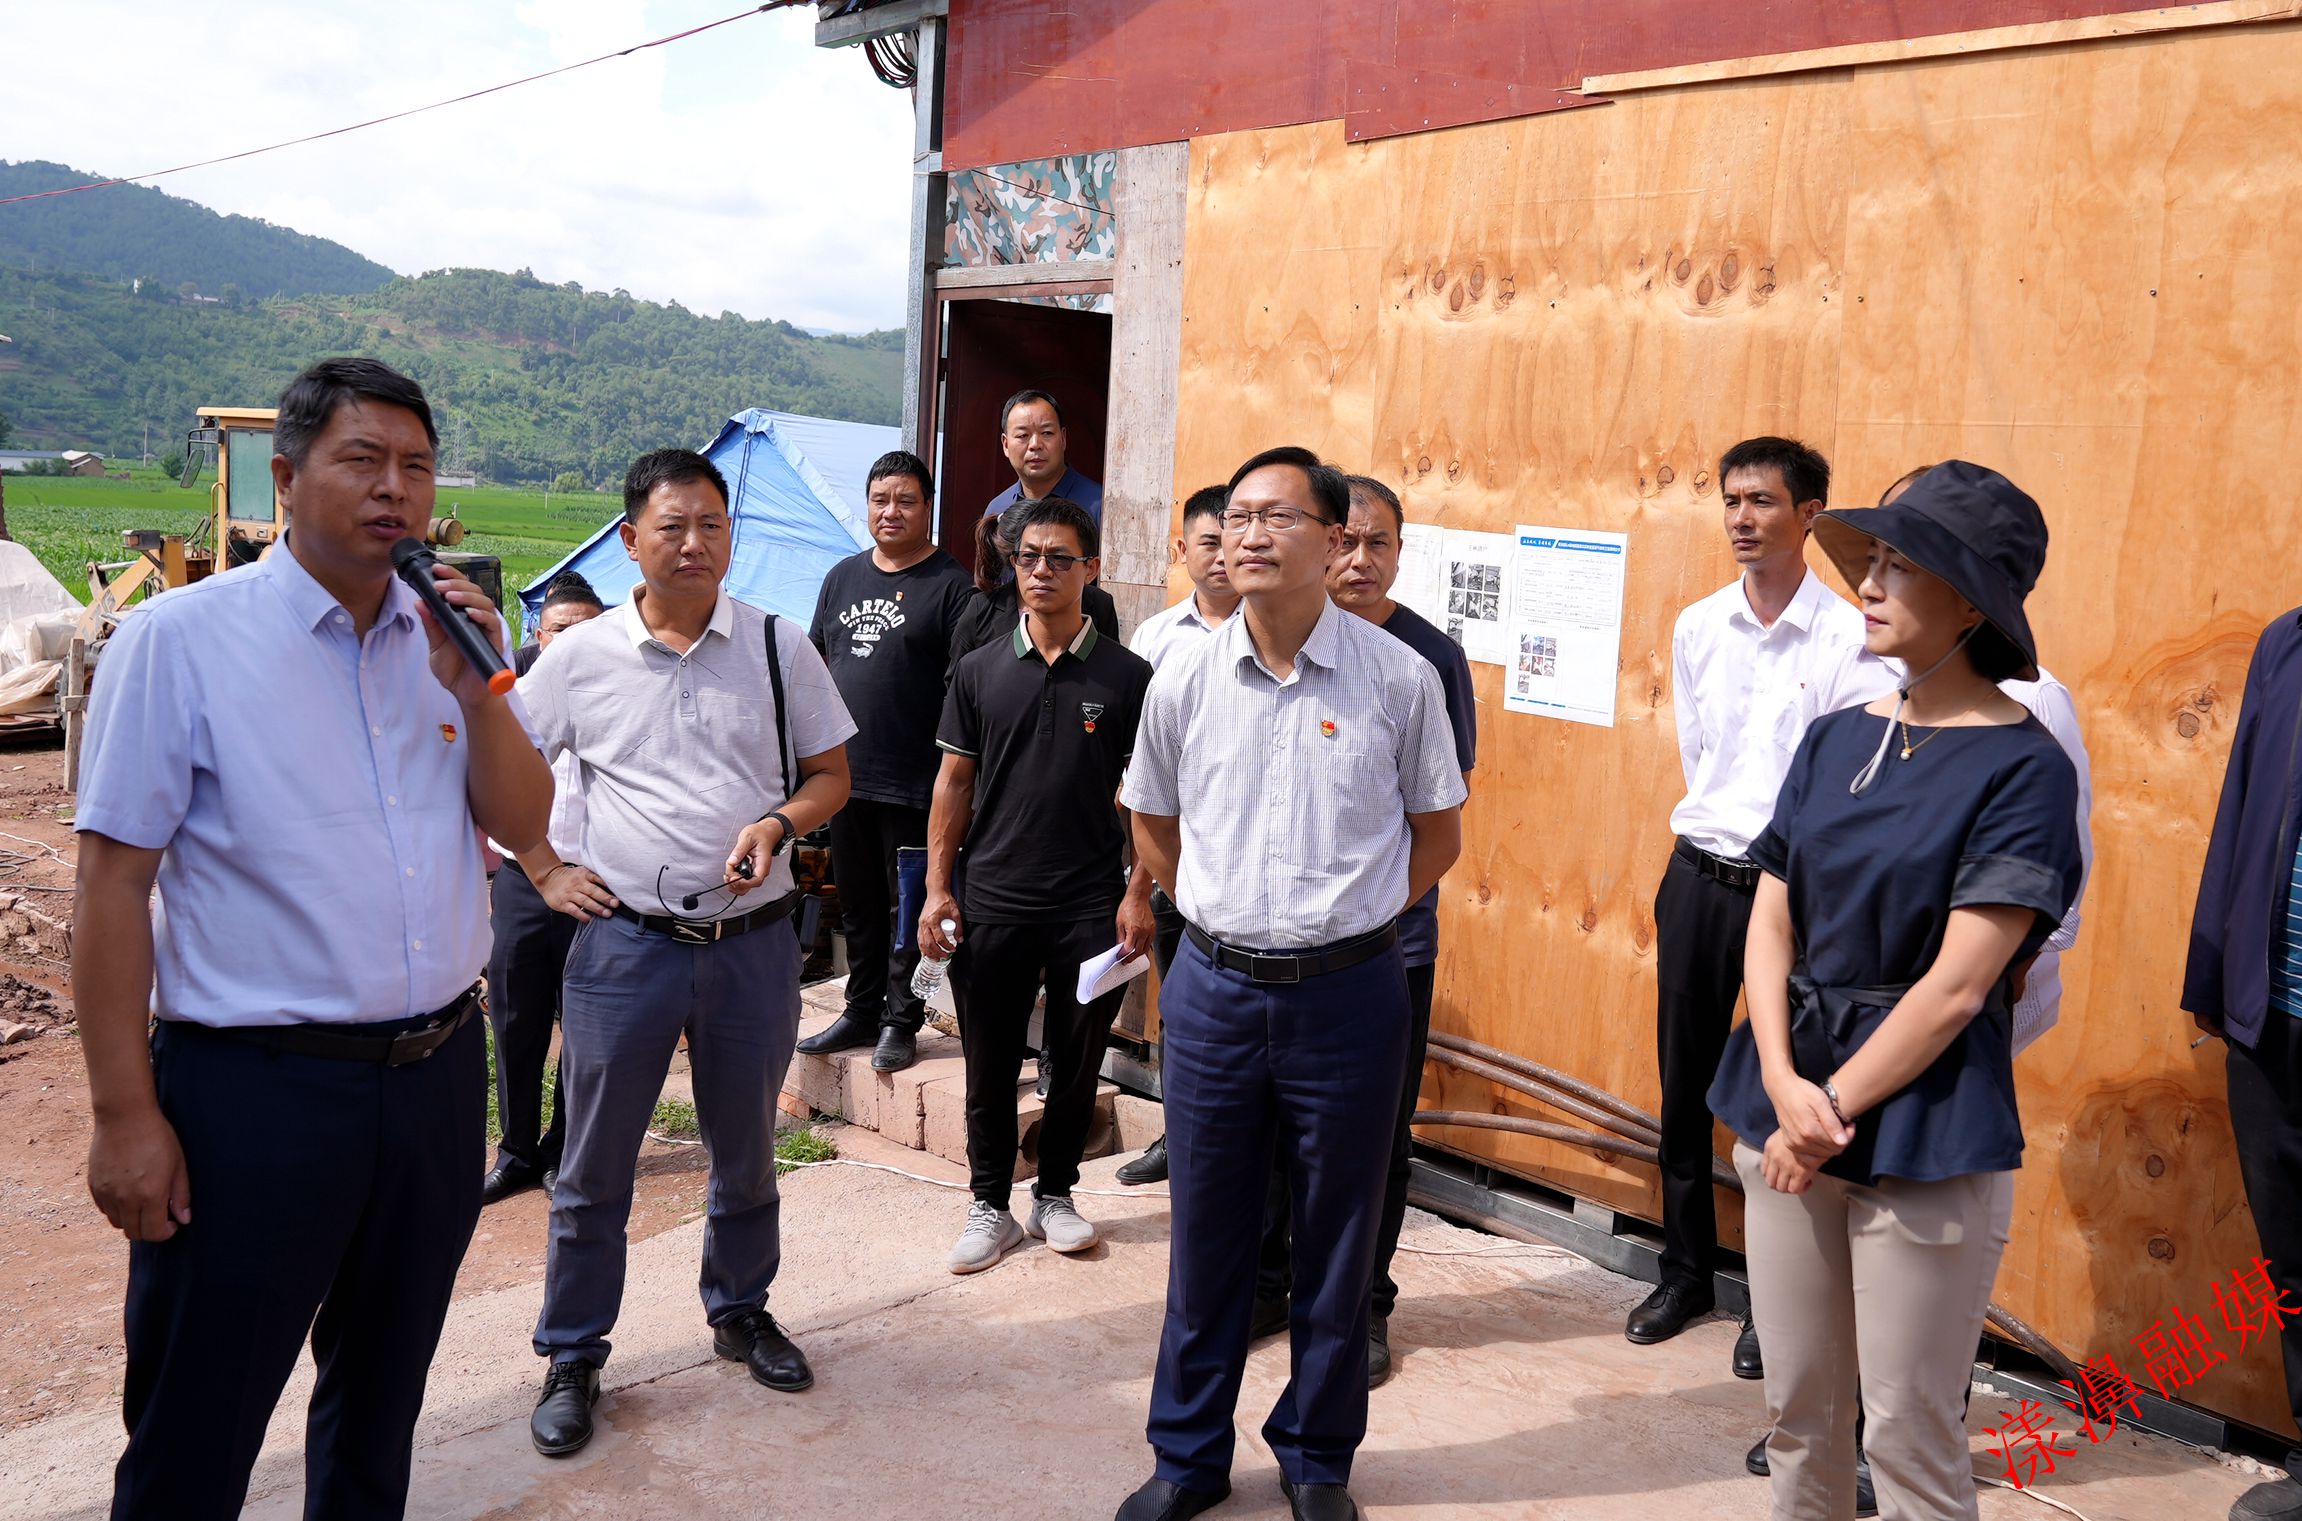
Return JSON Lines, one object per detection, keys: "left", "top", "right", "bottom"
{"left": 1010, "top": 549, "right": 1084, "bottom": 573}
{"left": 1220, "top": 506, "right": 1329, "bottom": 533}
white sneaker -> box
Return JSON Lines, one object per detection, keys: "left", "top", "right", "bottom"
{"left": 1025, "top": 1192, "right": 1100, "bottom": 1253}
{"left": 949, "top": 1200, "right": 1025, "bottom": 1274}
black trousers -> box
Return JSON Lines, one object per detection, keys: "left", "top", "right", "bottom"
{"left": 1256, "top": 961, "right": 1436, "bottom": 1318}
{"left": 2228, "top": 1013, "right": 2302, "bottom": 1455}
{"left": 487, "top": 863, "right": 572, "bottom": 1171}
{"left": 1654, "top": 847, "right": 1756, "bottom": 1291}
{"left": 953, "top": 915, "right": 1127, "bottom": 1205}
{"left": 829, "top": 797, "right": 930, "bottom": 1034}
{"left": 113, "top": 1013, "right": 485, "bottom": 1521}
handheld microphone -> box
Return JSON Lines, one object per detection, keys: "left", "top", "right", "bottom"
{"left": 391, "top": 538, "right": 516, "bottom": 697}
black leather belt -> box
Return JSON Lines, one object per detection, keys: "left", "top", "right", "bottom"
{"left": 1183, "top": 921, "right": 1398, "bottom": 985}
{"left": 182, "top": 987, "right": 480, "bottom": 1066}
{"left": 612, "top": 890, "right": 800, "bottom": 946}
{"left": 1674, "top": 837, "right": 1760, "bottom": 892}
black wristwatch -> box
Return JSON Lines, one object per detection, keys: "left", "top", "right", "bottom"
{"left": 762, "top": 810, "right": 797, "bottom": 856}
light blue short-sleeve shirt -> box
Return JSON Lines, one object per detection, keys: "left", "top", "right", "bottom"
{"left": 1122, "top": 599, "right": 1467, "bottom": 951}
{"left": 75, "top": 542, "right": 514, "bottom": 1026}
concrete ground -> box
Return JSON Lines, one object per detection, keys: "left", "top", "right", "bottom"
{"left": 1, "top": 1125, "right": 2273, "bottom": 1520}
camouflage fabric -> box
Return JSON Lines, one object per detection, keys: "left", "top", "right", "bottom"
{"left": 946, "top": 153, "right": 1116, "bottom": 312}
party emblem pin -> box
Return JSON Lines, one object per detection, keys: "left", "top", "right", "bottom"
{"left": 1320, "top": 719, "right": 1337, "bottom": 739}
{"left": 1081, "top": 701, "right": 1106, "bottom": 735}
{"left": 440, "top": 723, "right": 458, "bottom": 743}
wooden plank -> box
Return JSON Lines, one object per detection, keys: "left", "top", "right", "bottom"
{"left": 935, "top": 258, "right": 1116, "bottom": 291}
{"left": 1103, "top": 140, "right": 1191, "bottom": 1047}
{"left": 1102, "top": 142, "right": 1190, "bottom": 636}
{"left": 1170, "top": 22, "right": 2302, "bottom": 1435}
{"left": 1582, "top": 0, "right": 2300, "bottom": 93}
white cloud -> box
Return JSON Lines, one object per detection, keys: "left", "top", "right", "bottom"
{"left": 3, "top": 1, "right": 916, "bottom": 332}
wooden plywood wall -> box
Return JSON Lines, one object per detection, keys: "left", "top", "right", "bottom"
{"left": 1169, "top": 23, "right": 2302, "bottom": 1436}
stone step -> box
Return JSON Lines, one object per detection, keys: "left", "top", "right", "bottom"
{"left": 785, "top": 980, "right": 1125, "bottom": 1179}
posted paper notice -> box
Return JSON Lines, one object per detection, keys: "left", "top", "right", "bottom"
{"left": 1503, "top": 525, "right": 1628, "bottom": 727}
{"left": 1394, "top": 524, "right": 1446, "bottom": 629}
{"left": 1440, "top": 528, "right": 1517, "bottom": 666}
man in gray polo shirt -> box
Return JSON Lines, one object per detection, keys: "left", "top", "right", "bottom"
{"left": 512, "top": 448, "right": 856, "bottom": 1458}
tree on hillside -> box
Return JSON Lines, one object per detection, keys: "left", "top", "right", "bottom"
{"left": 551, "top": 470, "right": 586, "bottom": 494}
{"left": 0, "top": 410, "right": 11, "bottom": 446}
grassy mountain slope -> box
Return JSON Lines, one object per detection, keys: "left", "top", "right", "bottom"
{"left": 0, "top": 160, "right": 395, "bottom": 298}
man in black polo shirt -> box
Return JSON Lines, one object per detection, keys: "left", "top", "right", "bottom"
{"left": 921, "top": 496, "right": 1155, "bottom": 1274}
{"left": 801, "top": 451, "right": 979, "bottom": 1072}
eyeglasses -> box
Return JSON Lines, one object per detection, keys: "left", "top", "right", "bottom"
{"left": 1220, "top": 506, "right": 1331, "bottom": 533}
{"left": 1010, "top": 549, "right": 1084, "bottom": 573}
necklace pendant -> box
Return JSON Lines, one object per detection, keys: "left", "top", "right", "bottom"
{"left": 1899, "top": 744, "right": 1914, "bottom": 761}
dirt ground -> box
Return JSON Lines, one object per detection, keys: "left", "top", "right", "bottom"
{"left": 0, "top": 737, "right": 715, "bottom": 1435}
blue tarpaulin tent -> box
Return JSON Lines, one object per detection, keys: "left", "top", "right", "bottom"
{"left": 518, "top": 409, "right": 899, "bottom": 626}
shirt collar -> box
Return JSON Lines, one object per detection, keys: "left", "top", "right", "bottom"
{"left": 267, "top": 533, "right": 417, "bottom": 633}
{"left": 1729, "top": 565, "right": 1827, "bottom": 636}
{"left": 1011, "top": 611, "right": 1100, "bottom": 660}
{"left": 623, "top": 587, "right": 735, "bottom": 650}
{"left": 1224, "top": 598, "right": 1345, "bottom": 681}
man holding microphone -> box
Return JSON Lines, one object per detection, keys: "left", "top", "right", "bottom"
{"left": 513, "top": 448, "right": 854, "bottom": 1457}
{"left": 74, "top": 357, "right": 550, "bottom": 1520}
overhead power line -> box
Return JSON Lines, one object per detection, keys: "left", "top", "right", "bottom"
{"left": 0, "top": 3, "right": 805, "bottom": 209}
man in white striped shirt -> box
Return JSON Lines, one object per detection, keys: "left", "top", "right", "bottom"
{"left": 1118, "top": 447, "right": 1464, "bottom": 1521}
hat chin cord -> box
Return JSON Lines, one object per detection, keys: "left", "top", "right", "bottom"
{"left": 1849, "top": 622, "right": 1981, "bottom": 795}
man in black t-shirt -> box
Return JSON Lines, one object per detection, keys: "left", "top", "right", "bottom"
{"left": 802, "top": 451, "right": 981, "bottom": 1073}
{"left": 921, "top": 498, "right": 1155, "bottom": 1274}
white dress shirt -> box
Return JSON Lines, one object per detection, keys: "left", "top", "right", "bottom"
{"left": 1129, "top": 593, "right": 1232, "bottom": 674}
{"left": 519, "top": 592, "right": 857, "bottom": 917}
{"left": 2004, "top": 668, "right": 2094, "bottom": 1053}
{"left": 1668, "top": 567, "right": 1895, "bottom": 859}
{"left": 1123, "top": 599, "right": 1467, "bottom": 950}
{"left": 76, "top": 541, "right": 518, "bottom": 1025}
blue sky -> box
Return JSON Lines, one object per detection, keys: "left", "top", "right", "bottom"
{"left": 5, "top": 2, "right": 916, "bottom": 332}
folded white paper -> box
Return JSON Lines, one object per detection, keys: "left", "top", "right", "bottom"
{"left": 1076, "top": 944, "right": 1151, "bottom": 1003}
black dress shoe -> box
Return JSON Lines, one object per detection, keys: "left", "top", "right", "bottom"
{"left": 1746, "top": 1435, "right": 1877, "bottom": 1517}
{"left": 1249, "top": 1297, "right": 1290, "bottom": 1341}
{"left": 541, "top": 1165, "right": 558, "bottom": 1197}
{"left": 1624, "top": 1282, "right": 1715, "bottom": 1344}
{"left": 1366, "top": 1314, "right": 1393, "bottom": 1389}
{"left": 482, "top": 1157, "right": 540, "bottom": 1206}
{"left": 1036, "top": 1051, "right": 1051, "bottom": 1099}
{"left": 713, "top": 1307, "right": 813, "bottom": 1392}
{"left": 796, "top": 1013, "right": 878, "bottom": 1056}
{"left": 1280, "top": 1476, "right": 1361, "bottom": 1521}
{"left": 1732, "top": 1312, "right": 1763, "bottom": 1379}
{"left": 1117, "top": 1134, "right": 1169, "bottom": 1185}
{"left": 1113, "top": 1476, "right": 1229, "bottom": 1521}
{"left": 530, "top": 1359, "right": 600, "bottom": 1457}
{"left": 871, "top": 1025, "right": 918, "bottom": 1072}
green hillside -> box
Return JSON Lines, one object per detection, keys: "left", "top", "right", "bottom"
{"left": 0, "top": 160, "right": 396, "bottom": 297}
{"left": 0, "top": 263, "right": 902, "bottom": 483}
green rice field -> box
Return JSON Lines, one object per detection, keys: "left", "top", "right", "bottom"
{"left": 2, "top": 468, "right": 610, "bottom": 637}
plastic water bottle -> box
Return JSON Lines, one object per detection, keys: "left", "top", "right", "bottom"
{"left": 910, "top": 919, "right": 959, "bottom": 1001}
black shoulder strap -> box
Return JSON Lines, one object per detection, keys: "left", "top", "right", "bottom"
{"left": 763, "top": 611, "right": 796, "bottom": 801}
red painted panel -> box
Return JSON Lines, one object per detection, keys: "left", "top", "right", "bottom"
{"left": 943, "top": 0, "right": 2177, "bottom": 169}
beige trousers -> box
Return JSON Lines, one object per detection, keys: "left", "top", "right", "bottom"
{"left": 1733, "top": 1142, "right": 2015, "bottom": 1521}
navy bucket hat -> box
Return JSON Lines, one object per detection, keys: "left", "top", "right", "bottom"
{"left": 1809, "top": 460, "right": 2048, "bottom": 683}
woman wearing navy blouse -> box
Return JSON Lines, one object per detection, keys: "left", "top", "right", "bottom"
{"left": 1708, "top": 461, "right": 2083, "bottom": 1521}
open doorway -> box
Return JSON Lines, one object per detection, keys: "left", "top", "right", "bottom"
{"left": 937, "top": 299, "right": 1113, "bottom": 560}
